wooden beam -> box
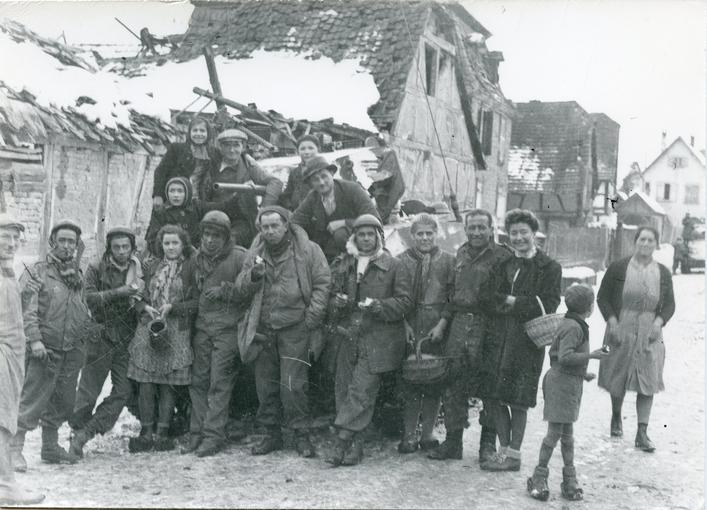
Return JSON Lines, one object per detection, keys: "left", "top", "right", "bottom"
{"left": 203, "top": 46, "right": 224, "bottom": 109}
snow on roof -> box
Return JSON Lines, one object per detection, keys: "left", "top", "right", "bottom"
{"left": 105, "top": 49, "right": 381, "bottom": 131}
{"left": 624, "top": 190, "right": 666, "bottom": 215}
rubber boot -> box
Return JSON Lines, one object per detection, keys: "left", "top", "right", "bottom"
{"left": 41, "top": 427, "right": 78, "bottom": 464}
{"left": 527, "top": 465, "right": 550, "bottom": 501}
{"left": 69, "top": 428, "right": 94, "bottom": 459}
{"left": 635, "top": 423, "right": 655, "bottom": 452}
{"left": 0, "top": 428, "right": 45, "bottom": 506}
{"left": 9, "top": 432, "right": 27, "bottom": 473}
{"left": 478, "top": 426, "right": 497, "bottom": 464}
{"left": 427, "top": 429, "right": 463, "bottom": 460}
{"left": 560, "top": 465, "right": 584, "bottom": 501}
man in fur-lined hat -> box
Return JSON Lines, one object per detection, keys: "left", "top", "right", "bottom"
{"left": 327, "top": 214, "right": 412, "bottom": 467}
{"left": 69, "top": 227, "right": 144, "bottom": 458}
{"left": 235, "top": 205, "right": 331, "bottom": 458}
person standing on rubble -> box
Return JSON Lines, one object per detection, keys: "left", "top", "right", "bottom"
{"left": 235, "top": 206, "right": 331, "bottom": 458}
{"left": 11, "top": 220, "right": 93, "bottom": 470}
{"left": 69, "top": 227, "right": 144, "bottom": 459}
{"left": 279, "top": 134, "right": 321, "bottom": 211}
{"left": 327, "top": 214, "right": 412, "bottom": 466}
{"left": 152, "top": 116, "right": 217, "bottom": 206}
{"left": 0, "top": 214, "right": 45, "bottom": 506}
{"left": 291, "top": 156, "right": 380, "bottom": 263}
{"left": 203, "top": 129, "right": 283, "bottom": 247}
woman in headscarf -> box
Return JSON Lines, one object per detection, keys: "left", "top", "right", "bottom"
{"left": 597, "top": 226, "right": 674, "bottom": 452}
{"left": 152, "top": 116, "right": 216, "bottom": 208}
{"left": 128, "top": 225, "right": 198, "bottom": 453}
{"left": 279, "top": 135, "right": 321, "bottom": 211}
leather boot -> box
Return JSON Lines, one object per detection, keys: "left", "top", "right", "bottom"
{"left": 328, "top": 436, "right": 353, "bottom": 467}
{"left": 153, "top": 428, "right": 175, "bottom": 452}
{"left": 251, "top": 429, "right": 284, "bottom": 456}
{"left": 295, "top": 431, "right": 316, "bottom": 458}
{"left": 195, "top": 438, "right": 225, "bottom": 458}
{"left": 9, "top": 432, "right": 26, "bottom": 473}
{"left": 0, "top": 428, "right": 45, "bottom": 506}
{"left": 526, "top": 465, "right": 550, "bottom": 501}
{"left": 635, "top": 423, "right": 655, "bottom": 452}
{"left": 610, "top": 413, "right": 623, "bottom": 437}
{"left": 560, "top": 465, "right": 584, "bottom": 501}
{"left": 478, "top": 426, "right": 497, "bottom": 464}
{"left": 41, "top": 427, "right": 78, "bottom": 464}
{"left": 180, "top": 434, "right": 202, "bottom": 454}
{"left": 69, "top": 428, "right": 94, "bottom": 459}
{"left": 427, "top": 429, "right": 463, "bottom": 460}
{"left": 341, "top": 436, "right": 363, "bottom": 466}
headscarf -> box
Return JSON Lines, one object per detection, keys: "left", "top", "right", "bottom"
{"left": 345, "top": 230, "right": 384, "bottom": 283}
{"left": 165, "top": 177, "right": 193, "bottom": 208}
{"left": 188, "top": 117, "right": 212, "bottom": 161}
{"left": 187, "top": 117, "right": 213, "bottom": 200}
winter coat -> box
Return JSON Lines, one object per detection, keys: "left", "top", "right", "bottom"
{"left": 397, "top": 248, "right": 454, "bottom": 352}
{"left": 0, "top": 270, "right": 25, "bottom": 434}
{"left": 236, "top": 224, "right": 331, "bottom": 363}
{"left": 19, "top": 259, "right": 93, "bottom": 352}
{"left": 597, "top": 257, "right": 675, "bottom": 325}
{"left": 279, "top": 163, "right": 310, "bottom": 211}
{"left": 291, "top": 179, "right": 380, "bottom": 262}
{"left": 152, "top": 143, "right": 218, "bottom": 200}
{"left": 84, "top": 255, "right": 141, "bottom": 342}
{"left": 329, "top": 247, "right": 412, "bottom": 374}
{"left": 452, "top": 242, "right": 513, "bottom": 314}
{"left": 194, "top": 245, "right": 249, "bottom": 335}
{"left": 479, "top": 249, "right": 562, "bottom": 408}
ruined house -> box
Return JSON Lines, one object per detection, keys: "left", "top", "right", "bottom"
{"left": 507, "top": 100, "right": 620, "bottom": 230}
{"left": 0, "top": 21, "right": 176, "bottom": 261}
{"left": 123, "top": 0, "right": 514, "bottom": 218}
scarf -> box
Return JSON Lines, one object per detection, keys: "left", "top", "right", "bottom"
{"left": 346, "top": 232, "right": 384, "bottom": 283}
{"left": 190, "top": 143, "right": 210, "bottom": 160}
{"left": 150, "top": 256, "right": 184, "bottom": 307}
{"left": 189, "top": 146, "right": 210, "bottom": 201}
{"left": 514, "top": 244, "right": 537, "bottom": 259}
{"left": 47, "top": 251, "right": 82, "bottom": 291}
{"left": 409, "top": 246, "right": 439, "bottom": 305}
{"left": 321, "top": 191, "right": 336, "bottom": 216}
{"left": 194, "top": 239, "right": 233, "bottom": 291}
{"left": 265, "top": 231, "right": 292, "bottom": 259}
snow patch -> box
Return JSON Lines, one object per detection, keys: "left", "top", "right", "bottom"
{"left": 562, "top": 266, "right": 596, "bottom": 279}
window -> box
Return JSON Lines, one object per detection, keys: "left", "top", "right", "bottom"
{"left": 685, "top": 184, "right": 700, "bottom": 205}
{"left": 644, "top": 182, "right": 651, "bottom": 195}
{"left": 657, "top": 183, "right": 673, "bottom": 202}
{"left": 424, "top": 44, "right": 437, "bottom": 96}
{"left": 482, "top": 111, "right": 494, "bottom": 155}
{"left": 669, "top": 156, "right": 686, "bottom": 169}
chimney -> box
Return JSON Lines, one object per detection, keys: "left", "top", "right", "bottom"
{"left": 690, "top": 135, "right": 695, "bottom": 148}
{"left": 661, "top": 131, "right": 667, "bottom": 150}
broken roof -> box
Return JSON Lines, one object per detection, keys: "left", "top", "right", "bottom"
{"left": 0, "top": 19, "right": 177, "bottom": 153}
{"left": 114, "top": 0, "right": 508, "bottom": 130}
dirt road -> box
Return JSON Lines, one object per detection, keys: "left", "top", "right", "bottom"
{"left": 15, "top": 272, "right": 705, "bottom": 509}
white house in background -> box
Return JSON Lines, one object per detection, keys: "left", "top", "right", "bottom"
{"left": 642, "top": 136, "right": 705, "bottom": 236}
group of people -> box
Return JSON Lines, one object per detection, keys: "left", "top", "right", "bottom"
{"left": 0, "top": 118, "right": 675, "bottom": 506}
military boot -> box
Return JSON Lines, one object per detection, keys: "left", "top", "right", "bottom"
{"left": 341, "top": 436, "right": 363, "bottom": 466}
{"left": 0, "top": 429, "right": 45, "bottom": 506}
{"left": 251, "top": 428, "right": 283, "bottom": 456}
{"left": 9, "top": 432, "right": 27, "bottom": 473}
{"left": 41, "top": 427, "right": 78, "bottom": 465}
{"left": 427, "top": 429, "right": 463, "bottom": 460}
{"left": 69, "top": 428, "right": 94, "bottom": 459}
{"left": 478, "top": 426, "right": 497, "bottom": 464}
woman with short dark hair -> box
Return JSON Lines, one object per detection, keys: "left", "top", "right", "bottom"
{"left": 480, "top": 209, "right": 562, "bottom": 472}
{"left": 597, "top": 225, "right": 674, "bottom": 452}
{"left": 279, "top": 135, "right": 321, "bottom": 211}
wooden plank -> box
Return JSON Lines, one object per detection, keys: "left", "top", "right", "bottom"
{"left": 40, "top": 142, "right": 55, "bottom": 258}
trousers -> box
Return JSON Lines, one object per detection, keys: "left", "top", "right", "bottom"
{"left": 70, "top": 332, "right": 133, "bottom": 435}
{"left": 189, "top": 328, "right": 240, "bottom": 441}
{"left": 334, "top": 340, "right": 382, "bottom": 433}
{"left": 254, "top": 322, "right": 311, "bottom": 430}
{"left": 17, "top": 347, "right": 85, "bottom": 432}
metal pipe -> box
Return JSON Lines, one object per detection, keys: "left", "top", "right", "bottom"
{"left": 212, "top": 182, "right": 267, "bottom": 195}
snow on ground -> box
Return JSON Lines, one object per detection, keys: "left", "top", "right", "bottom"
{"left": 0, "top": 29, "right": 380, "bottom": 132}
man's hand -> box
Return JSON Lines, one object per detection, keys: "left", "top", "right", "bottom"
{"left": 158, "top": 303, "right": 173, "bottom": 317}
{"left": 22, "top": 277, "right": 41, "bottom": 296}
{"left": 308, "top": 328, "right": 325, "bottom": 363}
{"left": 327, "top": 220, "right": 347, "bottom": 234}
{"left": 333, "top": 293, "right": 349, "bottom": 310}
{"left": 144, "top": 305, "right": 160, "bottom": 320}
{"left": 367, "top": 299, "right": 383, "bottom": 316}
{"left": 251, "top": 261, "right": 266, "bottom": 282}
{"left": 607, "top": 316, "right": 621, "bottom": 345}
{"left": 115, "top": 284, "right": 140, "bottom": 298}
{"left": 589, "top": 348, "right": 610, "bottom": 360}
{"left": 584, "top": 372, "right": 597, "bottom": 382}
{"left": 404, "top": 322, "right": 415, "bottom": 347}
{"left": 648, "top": 318, "right": 663, "bottom": 343}
{"left": 204, "top": 286, "right": 223, "bottom": 301}
{"left": 29, "top": 340, "right": 48, "bottom": 361}
{"left": 428, "top": 321, "right": 447, "bottom": 343}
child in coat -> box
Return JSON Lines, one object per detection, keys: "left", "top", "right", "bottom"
{"left": 527, "top": 284, "right": 610, "bottom": 502}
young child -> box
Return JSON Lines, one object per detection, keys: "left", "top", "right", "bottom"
{"left": 527, "top": 283, "right": 610, "bottom": 502}
{"left": 144, "top": 177, "right": 235, "bottom": 256}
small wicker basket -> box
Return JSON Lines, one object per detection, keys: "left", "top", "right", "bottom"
{"left": 402, "top": 337, "right": 449, "bottom": 386}
{"left": 523, "top": 296, "right": 564, "bottom": 349}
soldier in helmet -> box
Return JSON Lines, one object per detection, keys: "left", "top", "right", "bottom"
{"left": 326, "top": 214, "right": 412, "bottom": 466}
{"left": 69, "top": 227, "right": 144, "bottom": 458}
{"left": 11, "top": 220, "right": 92, "bottom": 470}
{"left": 0, "top": 214, "right": 45, "bottom": 505}
{"left": 203, "top": 129, "right": 283, "bottom": 247}
{"left": 182, "top": 211, "right": 249, "bottom": 457}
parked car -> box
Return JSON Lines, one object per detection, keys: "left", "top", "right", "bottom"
{"left": 682, "top": 225, "right": 705, "bottom": 274}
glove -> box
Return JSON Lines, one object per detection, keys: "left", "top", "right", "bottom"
{"left": 307, "top": 328, "right": 326, "bottom": 363}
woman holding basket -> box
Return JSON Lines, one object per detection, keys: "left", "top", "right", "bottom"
{"left": 479, "top": 209, "right": 562, "bottom": 472}
{"left": 128, "top": 225, "right": 198, "bottom": 453}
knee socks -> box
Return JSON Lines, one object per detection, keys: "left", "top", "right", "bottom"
{"left": 560, "top": 423, "right": 574, "bottom": 467}
{"left": 538, "top": 423, "right": 562, "bottom": 468}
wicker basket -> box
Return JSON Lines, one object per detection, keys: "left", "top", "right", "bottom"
{"left": 523, "top": 296, "right": 564, "bottom": 349}
{"left": 402, "top": 337, "right": 449, "bottom": 386}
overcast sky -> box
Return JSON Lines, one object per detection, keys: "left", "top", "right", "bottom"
{"left": 2, "top": 0, "right": 705, "bottom": 178}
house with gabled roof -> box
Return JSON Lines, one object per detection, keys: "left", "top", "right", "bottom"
{"left": 507, "top": 100, "right": 619, "bottom": 230}
{"left": 118, "top": 0, "right": 515, "bottom": 218}
{"left": 641, "top": 136, "right": 705, "bottom": 237}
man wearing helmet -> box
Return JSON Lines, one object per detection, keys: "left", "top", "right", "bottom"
{"left": 69, "top": 227, "right": 144, "bottom": 458}
{"left": 204, "top": 129, "right": 283, "bottom": 247}
{"left": 11, "top": 220, "right": 92, "bottom": 470}
{"left": 327, "top": 214, "right": 412, "bottom": 466}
